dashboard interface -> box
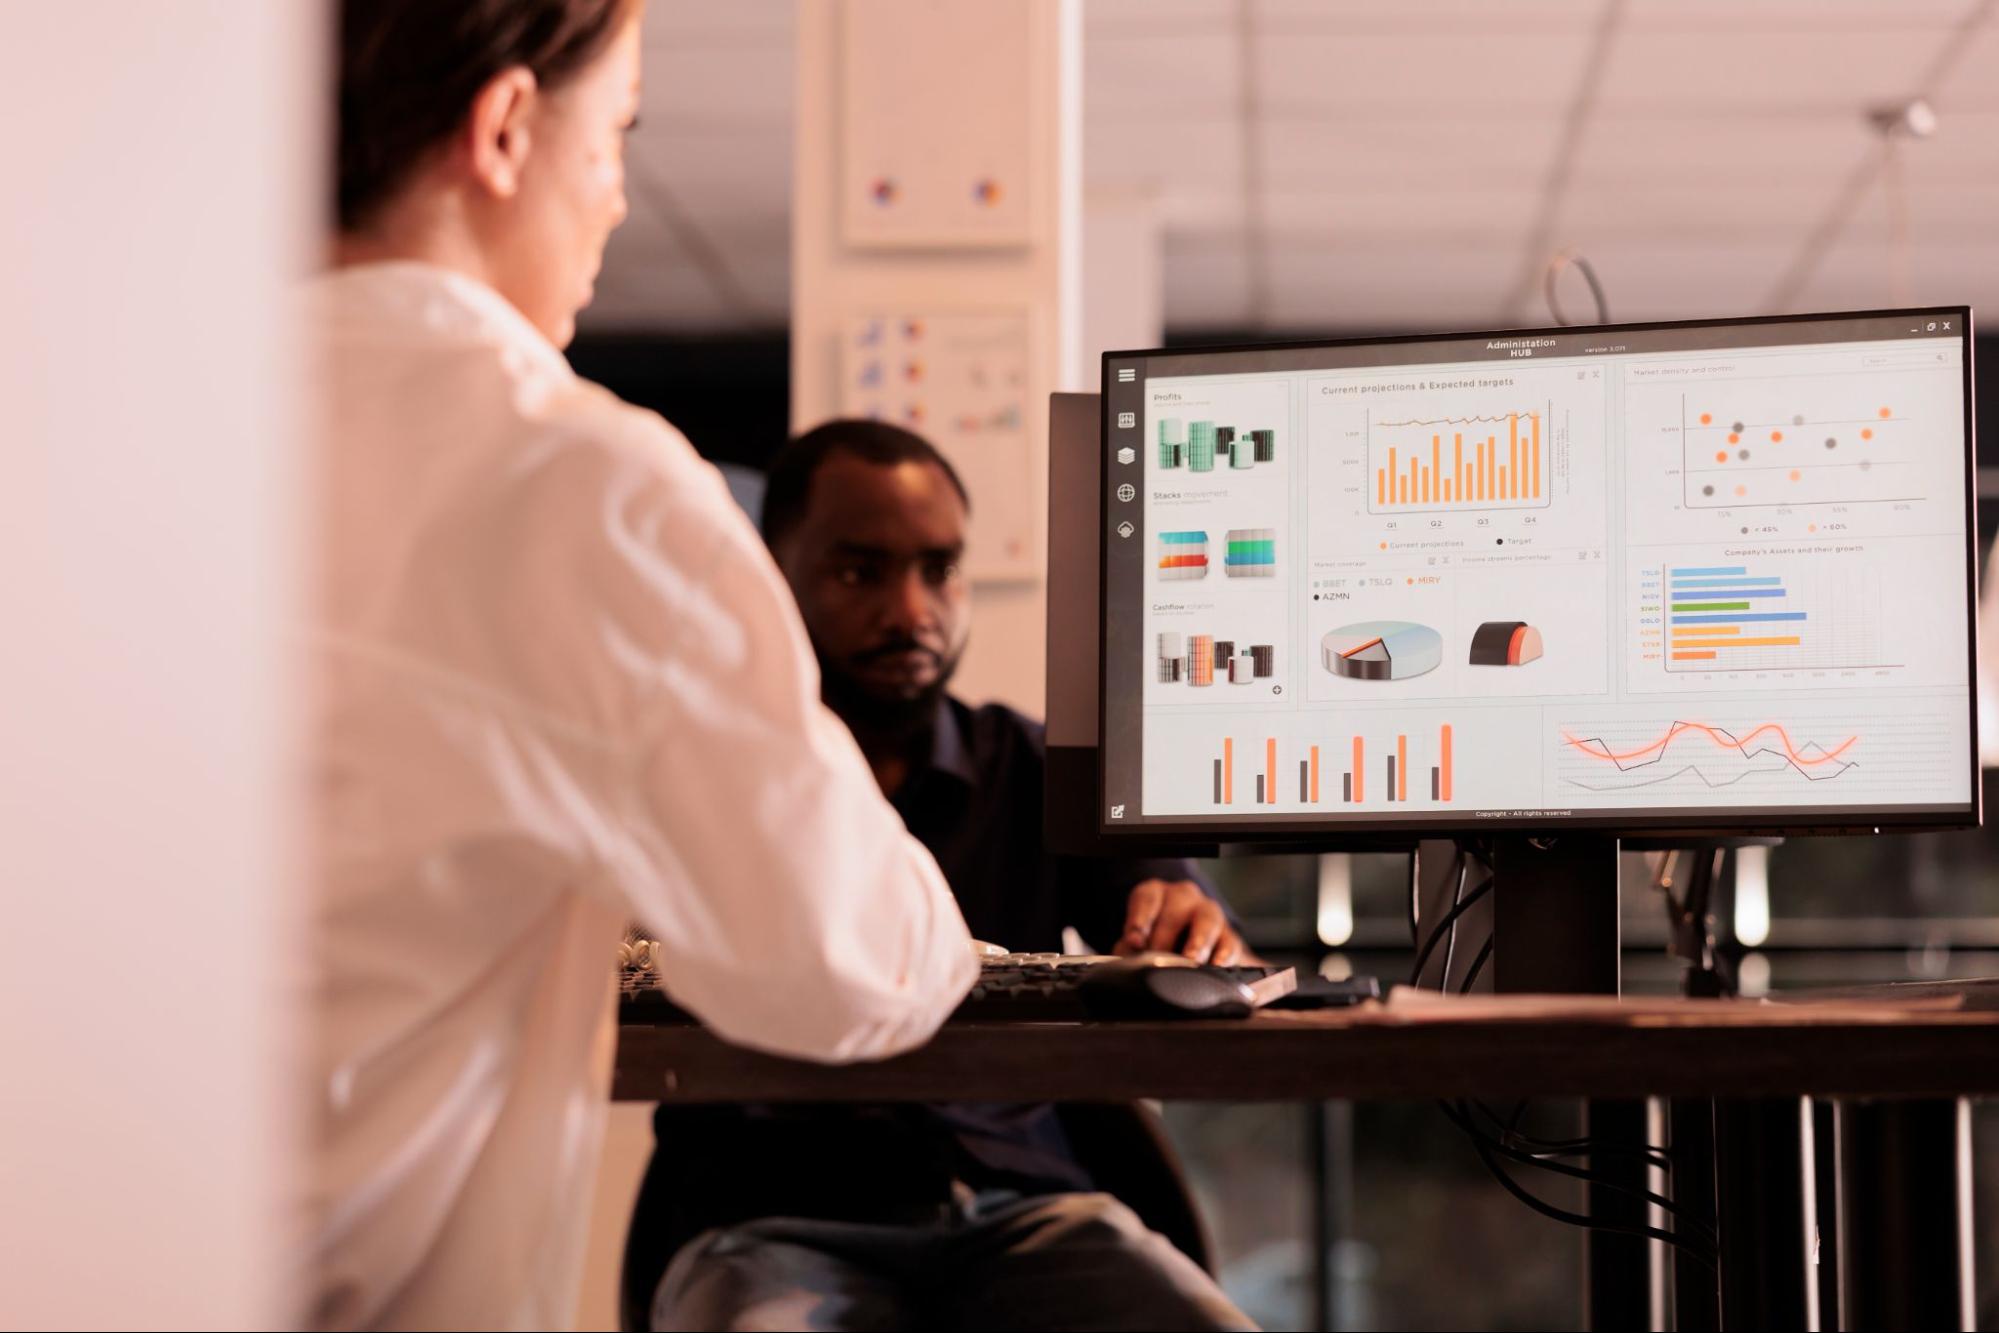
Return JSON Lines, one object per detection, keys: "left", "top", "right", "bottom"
{"left": 1099, "top": 310, "right": 1976, "bottom": 835}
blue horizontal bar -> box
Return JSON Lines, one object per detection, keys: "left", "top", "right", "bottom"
{"left": 1670, "top": 566, "right": 1746, "bottom": 576}
{"left": 1671, "top": 612, "right": 1809, "bottom": 624}
{"left": 1679, "top": 586, "right": 1790, "bottom": 598}
{"left": 1670, "top": 577, "right": 1783, "bottom": 589}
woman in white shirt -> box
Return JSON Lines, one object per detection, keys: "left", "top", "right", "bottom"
{"left": 305, "top": 3, "right": 976, "bottom": 1327}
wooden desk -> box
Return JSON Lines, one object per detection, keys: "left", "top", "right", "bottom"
{"left": 616, "top": 988, "right": 1995, "bottom": 1330}
{"left": 614, "top": 991, "right": 1999, "bottom": 1104}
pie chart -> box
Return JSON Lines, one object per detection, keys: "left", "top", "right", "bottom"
{"left": 1321, "top": 621, "right": 1443, "bottom": 681}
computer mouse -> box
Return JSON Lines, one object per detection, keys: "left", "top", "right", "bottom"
{"left": 1076, "top": 953, "right": 1258, "bottom": 1020}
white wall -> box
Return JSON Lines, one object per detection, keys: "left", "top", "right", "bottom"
{"left": 790, "top": 0, "right": 1083, "bottom": 721}
{"left": 1080, "top": 186, "right": 1165, "bottom": 385}
{"left": 0, "top": 5, "right": 315, "bottom": 1328}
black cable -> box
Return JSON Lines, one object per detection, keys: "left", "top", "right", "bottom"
{"left": 1439, "top": 844, "right": 1471, "bottom": 988}
{"left": 1440, "top": 1101, "right": 1713, "bottom": 1243}
{"left": 1453, "top": 1107, "right": 1718, "bottom": 1266}
{"left": 1543, "top": 250, "right": 1610, "bottom": 327}
{"left": 1427, "top": 841, "right": 1700, "bottom": 1254}
{"left": 1458, "top": 934, "right": 1493, "bottom": 994}
{"left": 1408, "top": 874, "right": 1493, "bottom": 987}
{"left": 1470, "top": 1100, "right": 1672, "bottom": 1171}
{"left": 1428, "top": 843, "right": 1706, "bottom": 1258}
{"left": 1445, "top": 1102, "right": 1714, "bottom": 1250}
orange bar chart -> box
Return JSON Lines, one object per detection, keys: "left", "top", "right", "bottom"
{"left": 1531, "top": 413, "right": 1541, "bottom": 498}
{"left": 1330, "top": 726, "right": 1459, "bottom": 803}
{"left": 1372, "top": 409, "right": 1548, "bottom": 510}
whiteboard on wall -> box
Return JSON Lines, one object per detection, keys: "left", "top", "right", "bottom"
{"left": 838, "top": 0, "right": 1035, "bottom": 248}
{"left": 840, "top": 310, "right": 1038, "bottom": 581}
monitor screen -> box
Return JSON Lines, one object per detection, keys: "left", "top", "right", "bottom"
{"left": 1098, "top": 308, "right": 1977, "bottom": 839}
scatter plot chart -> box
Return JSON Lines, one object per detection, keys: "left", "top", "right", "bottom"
{"left": 1678, "top": 391, "right": 1923, "bottom": 508}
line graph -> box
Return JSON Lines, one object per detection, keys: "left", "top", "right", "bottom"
{"left": 1561, "top": 720, "right": 1859, "bottom": 792}
{"left": 1552, "top": 704, "right": 1969, "bottom": 809}
{"left": 1563, "top": 762, "right": 1802, "bottom": 793}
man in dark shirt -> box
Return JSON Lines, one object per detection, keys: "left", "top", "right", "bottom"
{"left": 643, "top": 421, "right": 1255, "bottom": 1331}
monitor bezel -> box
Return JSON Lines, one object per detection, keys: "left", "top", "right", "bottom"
{"left": 1096, "top": 305, "right": 1979, "bottom": 844}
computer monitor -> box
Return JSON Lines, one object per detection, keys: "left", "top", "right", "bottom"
{"left": 1096, "top": 308, "right": 1977, "bottom": 843}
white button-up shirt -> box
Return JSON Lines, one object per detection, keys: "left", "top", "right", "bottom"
{"left": 300, "top": 262, "right": 976, "bottom": 1330}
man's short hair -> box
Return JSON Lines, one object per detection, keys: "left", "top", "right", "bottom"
{"left": 760, "top": 418, "right": 971, "bottom": 550}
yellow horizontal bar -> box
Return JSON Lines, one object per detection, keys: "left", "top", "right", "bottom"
{"left": 1673, "top": 636, "right": 1802, "bottom": 649}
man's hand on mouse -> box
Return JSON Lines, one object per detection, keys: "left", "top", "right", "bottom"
{"left": 1116, "top": 878, "right": 1257, "bottom": 965}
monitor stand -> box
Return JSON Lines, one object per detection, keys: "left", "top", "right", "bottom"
{"left": 1472, "top": 835, "right": 1821, "bottom": 1333}
{"left": 1474, "top": 836, "right": 1649, "bottom": 1330}
{"left": 1485, "top": 834, "right": 1621, "bottom": 996}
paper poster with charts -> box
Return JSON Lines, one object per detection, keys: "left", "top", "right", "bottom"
{"left": 841, "top": 309, "right": 1036, "bottom": 580}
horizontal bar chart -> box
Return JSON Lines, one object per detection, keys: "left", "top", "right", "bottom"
{"left": 1665, "top": 564, "right": 1808, "bottom": 667}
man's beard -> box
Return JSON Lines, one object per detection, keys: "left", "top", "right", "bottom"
{"left": 818, "top": 638, "right": 961, "bottom": 742}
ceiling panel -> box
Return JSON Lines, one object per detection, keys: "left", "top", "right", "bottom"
{"left": 1593, "top": 28, "right": 1945, "bottom": 110}
{"left": 1085, "top": 31, "right": 1240, "bottom": 114}
{"left": 1535, "top": 238, "right": 1805, "bottom": 321}
{"left": 1570, "top": 113, "right": 1874, "bottom": 184}
{"left": 640, "top": 44, "right": 791, "bottom": 123}
{"left": 1253, "top": 0, "right": 1603, "bottom": 30}
{"left": 641, "top": 0, "right": 793, "bottom": 46}
{"left": 594, "top": 0, "right": 1999, "bottom": 335}
{"left": 1799, "top": 239, "right": 1995, "bottom": 313}
{"left": 1254, "top": 236, "right": 1525, "bottom": 329}
{"left": 1261, "top": 110, "right": 1566, "bottom": 184}
{"left": 1253, "top": 29, "right": 1597, "bottom": 109}
{"left": 627, "top": 126, "right": 791, "bottom": 213}
{"left": 1930, "top": 19, "right": 1999, "bottom": 107}
{"left": 1085, "top": 118, "right": 1243, "bottom": 228}
{"left": 1160, "top": 234, "right": 1255, "bottom": 327}
{"left": 1261, "top": 185, "right": 1544, "bottom": 237}
{"left": 1088, "top": 0, "right": 1236, "bottom": 33}
{"left": 1899, "top": 108, "right": 1999, "bottom": 176}
{"left": 1559, "top": 174, "right": 1851, "bottom": 235}
{"left": 590, "top": 217, "right": 789, "bottom": 330}
{"left": 1621, "top": 0, "right": 1976, "bottom": 29}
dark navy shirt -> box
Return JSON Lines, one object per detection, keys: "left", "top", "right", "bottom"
{"left": 648, "top": 697, "right": 1211, "bottom": 1224}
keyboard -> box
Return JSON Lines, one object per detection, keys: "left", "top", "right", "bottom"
{"left": 616, "top": 946, "right": 1312, "bottom": 1025}
{"left": 956, "top": 953, "right": 1299, "bottom": 1022}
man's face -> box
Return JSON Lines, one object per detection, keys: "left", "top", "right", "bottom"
{"left": 773, "top": 454, "right": 972, "bottom": 724}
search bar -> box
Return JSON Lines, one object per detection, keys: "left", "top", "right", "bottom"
{"left": 1862, "top": 351, "right": 1952, "bottom": 368}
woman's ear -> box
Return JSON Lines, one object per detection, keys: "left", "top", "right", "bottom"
{"left": 463, "top": 66, "right": 538, "bottom": 201}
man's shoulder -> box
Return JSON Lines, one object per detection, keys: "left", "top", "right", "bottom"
{"left": 951, "top": 698, "right": 1048, "bottom": 765}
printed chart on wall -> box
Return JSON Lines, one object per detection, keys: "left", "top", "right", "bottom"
{"left": 842, "top": 310, "right": 1034, "bottom": 579}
